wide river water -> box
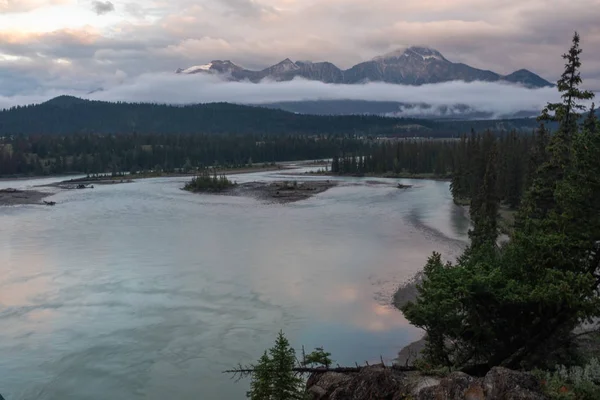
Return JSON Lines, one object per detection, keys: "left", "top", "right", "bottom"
{"left": 0, "top": 167, "right": 469, "bottom": 399}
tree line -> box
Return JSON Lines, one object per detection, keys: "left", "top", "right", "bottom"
{"left": 331, "top": 131, "right": 546, "bottom": 209}
{"left": 0, "top": 133, "right": 365, "bottom": 177}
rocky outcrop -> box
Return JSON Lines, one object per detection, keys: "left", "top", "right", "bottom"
{"left": 306, "top": 365, "right": 547, "bottom": 400}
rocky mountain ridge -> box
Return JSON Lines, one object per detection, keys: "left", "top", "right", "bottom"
{"left": 176, "top": 46, "right": 553, "bottom": 88}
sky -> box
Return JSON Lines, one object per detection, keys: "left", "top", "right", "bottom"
{"left": 0, "top": 0, "right": 599, "bottom": 109}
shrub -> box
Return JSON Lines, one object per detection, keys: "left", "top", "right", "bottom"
{"left": 535, "top": 358, "right": 600, "bottom": 400}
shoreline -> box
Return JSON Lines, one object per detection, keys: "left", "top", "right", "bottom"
{"left": 0, "top": 173, "right": 83, "bottom": 182}
{"left": 303, "top": 171, "right": 452, "bottom": 182}
{"left": 0, "top": 164, "right": 297, "bottom": 183}
{"left": 0, "top": 188, "right": 54, "bottom": 206}
{"left": 37, "top": 165, "right": 296, "bottom": 188}
{"left": 392, "top": 273, "right": 427, "bottom": 366}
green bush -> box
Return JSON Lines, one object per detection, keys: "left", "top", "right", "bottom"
{"left": 184, "top": 171, "right": 235, "bottom": 192}
{"left": 535, "top": 358, "right": 600, "bottom": 399}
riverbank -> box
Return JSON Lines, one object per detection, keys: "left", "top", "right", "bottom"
{"left": 0, "top": 188, "right": 53, "bottom": 206}
{"left": 126, "top": 164, "right": 291, "bottom": 180}
{"left": 304, "top": 170, "right": 451, "bottom": 181}
{"left": 2, "top": 164, "right": 294, "bottom": 184}
{"left": 456, "top": 202, "right": 516, "bottom": 235}
{"left": 37, "top": 165, "right": 294, "bottom": 189}
{"left": 392, "top": 272, "right": 426, "bottom": 366}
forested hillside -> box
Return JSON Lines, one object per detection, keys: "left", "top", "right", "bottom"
{"left": 0, "top": 96, "right": 544, "bottom": 136}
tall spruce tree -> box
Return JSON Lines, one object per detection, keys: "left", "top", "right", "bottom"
{"left": 246, "top": 332, "right": 305, "bottom": 400}
{"left": 269, "top": 331, "right": 305, "bottom": 400}
{"left": 468, "top": 137, "right": 499, "bottom": 251}
{"left": 519, "top": 32, "right": 594, "bottom": 223}
{"left": 525, "top": 123, "right": 550, "bottom": 189}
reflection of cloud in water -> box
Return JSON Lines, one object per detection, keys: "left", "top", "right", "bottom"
{"left": 325, "top": 284, "right": 359, "bottom": 303}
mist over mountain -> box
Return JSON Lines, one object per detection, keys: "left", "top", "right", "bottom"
{"left": 177, "top": 46, "right": 553, "bottom": 88}
{"left": 257, "top": 100, "right": 540, "bottom": 120}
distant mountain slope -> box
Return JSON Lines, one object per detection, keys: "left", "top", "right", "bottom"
{"left": 258, "top": 100, "right": 539, "bottom": 120}
{"left": 177, "top": 46, "right": 553, "bottom": 88}
{"left": 0, "top": 96, "right": 543, "bottom": 136}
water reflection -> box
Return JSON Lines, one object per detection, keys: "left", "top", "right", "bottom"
{"left": 0, "top": 171, "right": 468, "bottom": 400}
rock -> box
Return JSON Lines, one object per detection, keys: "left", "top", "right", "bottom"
{"left": 308, "top": 384, "right": 327, "bottom": 399}
{"left": 307, "top": 366, "right": 407, "bottom": 400}
{"left": 417, "top": 372, "right": 484, "bottom": 400}
{"left": 404, "top": 372, "right": 441, "bottom": 397}
{"left": 307, "top": 372, "right": 353, "bottom": 399}
{"left": 484, "top": 367, "right": 546, "bottom": 400}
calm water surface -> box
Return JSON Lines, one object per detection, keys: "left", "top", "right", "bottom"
{"left": 0, "top": 168, "right": 468, "bottom": 399}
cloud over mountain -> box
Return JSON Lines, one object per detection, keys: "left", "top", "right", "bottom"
{"left": 2, "top": 72, "right": 589, "bottom": 120}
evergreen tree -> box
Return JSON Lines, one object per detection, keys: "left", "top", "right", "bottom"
{"left": 525, "top": 123, "right": 550, "bottom": 189}
{"left": 468, "top": 138, "right": 499, "bottom": 251}
{"left": 247, "top": 352, "right": 273, "bottom": 400}
{"left": 520, "top": 33, "right": 594, "bottom": 223}
{"left": 246, "top": 331, "right": 305, "bottom": 400}
{"left": 269, "top": 331, "right": 305, "bottom": 400}
{"left": 583, "top": 103, "right": 598, "bottom": 134}
{"left": 540, "top": 32, "right": 595, "bottom": 129}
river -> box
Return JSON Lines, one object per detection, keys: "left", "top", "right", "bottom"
{"left": 0, "top": 167, "right": 469, "bottom": 399}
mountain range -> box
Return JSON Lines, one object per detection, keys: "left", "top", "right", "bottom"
{"left": 176, "top": 46, "right": 553, "bottom": 88}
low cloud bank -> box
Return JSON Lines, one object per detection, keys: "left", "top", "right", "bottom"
{"left": 0, "top": 73, "right": 594, "bottom": 119}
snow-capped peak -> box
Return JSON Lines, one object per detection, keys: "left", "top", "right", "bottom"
{"left": 373, "top": 49, "right": 405, "bottom": 61}
{"left": 404, "top": 46, "right": 445, "bottom": 61}
{"left": 276, "top": 58, "right": 299, "bottom": 71}
{"left": 179, "top": 63, "right": 213, "bottom": 74}
{"left": 373, "top": 46, "right": 446, "bottom": 62}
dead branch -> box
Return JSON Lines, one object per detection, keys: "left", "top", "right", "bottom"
{"left": 223, "top": 364, "right": 416, "bottom": 375}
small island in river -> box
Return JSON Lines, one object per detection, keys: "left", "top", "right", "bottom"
{"left": 235, "top": 180, "right": 338, "bottom": 204}
{"left": 183, "top": 173, "right": 337, "bottom": 204}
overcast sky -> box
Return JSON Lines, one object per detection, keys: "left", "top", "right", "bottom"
{"left": 1, "top": 0, "right": 599, "bottom": 101}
